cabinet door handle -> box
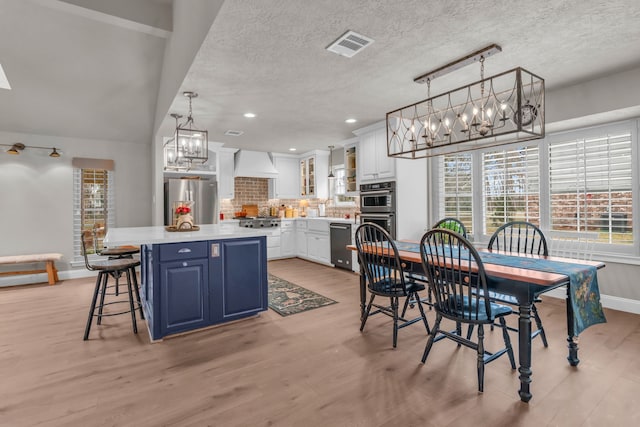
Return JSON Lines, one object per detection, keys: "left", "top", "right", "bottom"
{"left": 178, "top": 248, "right": 192, "bottom": 253}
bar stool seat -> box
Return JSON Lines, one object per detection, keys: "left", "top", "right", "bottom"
{"left": 100, "top": 245, "right": 139, "bottom": 259}
{"left": 97, "top": 244, "right": 140, "bottom": 296}
{"left": 81, "top": 232, "right": 144, "bottom": 340}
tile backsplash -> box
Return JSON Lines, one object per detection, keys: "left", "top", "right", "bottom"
{"left": 220, "top": 177, "right": 359, "bottom": 219}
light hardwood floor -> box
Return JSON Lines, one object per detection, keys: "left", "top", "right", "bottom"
{"left": 1, "top": 258, "right": 639, "bottom": 426}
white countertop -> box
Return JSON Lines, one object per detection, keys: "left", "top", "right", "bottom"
{"left": 291, "top": 217, "right": 357, "bottom": 224}
{"left": 104, "top": 224, "right": 270, "bottom": 246}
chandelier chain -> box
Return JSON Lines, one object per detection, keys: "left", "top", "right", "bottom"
{"left": 480, "top": 56, "right": 485, "bottom": 99}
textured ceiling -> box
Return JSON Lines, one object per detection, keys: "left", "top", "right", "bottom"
{"left": 167, "top": 0, "right": 640, "bottom": 153}
{"left": 1, "top": 0, "right": 639, "bottom": 153}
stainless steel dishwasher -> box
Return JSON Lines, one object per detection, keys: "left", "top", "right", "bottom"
{"left": 330, "top": 223, "right": 352, "bottom": 270}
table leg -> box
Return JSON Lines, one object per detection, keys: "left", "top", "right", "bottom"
{"left": 518, "top": 303, "right": 533, "bottom": 402}
{"left": 566, "top": 286, "right": 580, "bottom": 366}
{"left": 359, "top": 264, "right": 366, "bottom": 320}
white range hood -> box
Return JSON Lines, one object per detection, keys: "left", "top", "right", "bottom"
{"left": 234, "top": 150, "right": 279, "bottom": 179}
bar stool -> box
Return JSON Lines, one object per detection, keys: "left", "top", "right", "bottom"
{"left": 81, "top": 231, "right": 143, "bottom": 340}
{"left": 92, "top": 229, "right": 140, "bottom": 296}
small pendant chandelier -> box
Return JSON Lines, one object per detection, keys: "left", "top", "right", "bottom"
{"left": 174, "top": 91, "right": 208, "bottom": 165}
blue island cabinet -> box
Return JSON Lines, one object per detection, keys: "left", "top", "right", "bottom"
{"left": 140, "top": 236, "right": 267, "bottom": 340}
{"left": 209, "top": 237, "right": 268, "bottom": 323}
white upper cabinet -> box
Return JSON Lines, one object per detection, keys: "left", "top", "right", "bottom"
{"left": 356, "top": 124, "right": 395, "bottom": 182}
{"left": 344, "top": 142, "right": 358, "bottom": 195}
{"left": 268, "top": 154, "right": 300, "bottom": 199}
{"left": 299, "top": 150, "right": 329, "bottom": 199}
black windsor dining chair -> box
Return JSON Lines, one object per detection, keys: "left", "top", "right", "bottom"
{"left": 484, "top": 221, "right": 550, "bottom": 346}
{"left": 355, "top": 223, "right": 430, "bottom": 348}
{"left": 404, "top": 218, "right": 468, "bottom": 313}
{"left": 419, "top": 228, "right": 516, "bottom": 392}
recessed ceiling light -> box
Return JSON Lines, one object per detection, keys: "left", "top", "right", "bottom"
{"left": 345, "top": 118, "right": 357, "bottom": 124}
{"left": 244, "top": 113, "right": 256, "bottom": 118}
{"left": 225, "top": 130, "right": 244, "bottom": 136}
{"left": 289, "top": 148, "right": 297, "bottom": 152}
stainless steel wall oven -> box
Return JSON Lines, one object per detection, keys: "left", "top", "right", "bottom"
{"left": 360, "top": 181, "right": 396, "bottom": 238}
{"left": 359, "top": 181, "right": 396, "bottom": 213}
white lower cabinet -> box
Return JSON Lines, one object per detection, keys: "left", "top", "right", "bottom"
{"left": 296, "top": 220, "right": 308, "bottom": 258}
{"left": 352, "top": 224, "right": 359, "bottom": 272}
{"left": 306, "top": 219, "right": 331, "bottom": 265}
{"left": 280, "top": 219, "right": 296, "bottom": 258}
{"left": 267, "top": 232, "right": 281, "bottom": 260}
{"left": 270, "top": 219, "right": 341, "bottom": 267}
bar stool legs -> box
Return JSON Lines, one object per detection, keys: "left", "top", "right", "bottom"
{"left": 130, "top": 266, "right": 144, "bottom": 320}
{"left": 83, "top": 266, "right": 141, "bottom": 341}
{"left": 125, "top": 268, "right": 138, "bottom": 334}
{"left": 84, "top": 272, "right": 104, "bottom": 340}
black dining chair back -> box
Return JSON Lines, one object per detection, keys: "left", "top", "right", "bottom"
{"left": 419, "top": 228, "right": 516, "bottom": 392}
{"left": 355, "top": 223, "right": 430, "bottom": 348}
{"left": 488, "top": 221, "right": 548, "bottom": 256}
{"left": 487, "top": 220, "right": 549, "bottom": 346}
{"left": 432, "top": 217, "right": 468, "bottom": 238}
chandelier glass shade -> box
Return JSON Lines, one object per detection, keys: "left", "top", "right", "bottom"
{"left": 387, "top": 55, "right": 544, "bottom": 159}
{"left": 164, "top": 92, "right": 208, "bottom": 170}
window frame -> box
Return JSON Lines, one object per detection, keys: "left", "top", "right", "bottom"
{"left": 332, "top": 164, "right": 357, "bottom": 207}
{"left": 73, "top": 167, "right": 115, "bottom": 263}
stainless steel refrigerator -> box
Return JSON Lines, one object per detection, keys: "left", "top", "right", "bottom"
{"left": 164, "top": 178, "right": 218, "bottom": 226}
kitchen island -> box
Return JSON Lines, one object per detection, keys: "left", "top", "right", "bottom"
{"left": 105, "top": 224, "right": 269, "bottom": 340}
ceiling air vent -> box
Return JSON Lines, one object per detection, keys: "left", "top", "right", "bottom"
{"left": 225, "top": 130, "right": 244, "bottom": 136}
{"left": 326, "top": 30, "right": 374, "bottom": 58}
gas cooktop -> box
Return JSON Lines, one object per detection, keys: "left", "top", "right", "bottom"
{"left": 238, "top": 217, "right": 281, "bottom": 228}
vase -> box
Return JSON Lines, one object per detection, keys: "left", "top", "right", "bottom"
{"left": 172, "top": 201, "right": 195, "bottom": 228}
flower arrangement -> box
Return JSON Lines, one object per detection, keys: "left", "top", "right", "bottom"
{"left": 175, "top": 205, "right": 191, "bottom": 216}
{"left": 173, "top": 201, "right": 195, "bottom": 229}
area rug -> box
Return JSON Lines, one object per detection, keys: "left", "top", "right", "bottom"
{"left": 268, "top": 274, "right": 337, "bottom": 316}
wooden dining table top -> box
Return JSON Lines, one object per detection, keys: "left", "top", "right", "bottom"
{"left": 347, "top": 241, "right": 605, "bottom": 288}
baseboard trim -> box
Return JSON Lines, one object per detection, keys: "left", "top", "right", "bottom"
{"left": 544, "top": 287, "right": 640, "bottom": 315}
{"left": 0, "top": 269, "right": 95, "bottom": 288}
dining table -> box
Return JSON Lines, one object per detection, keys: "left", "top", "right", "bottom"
{"left": 348, "top": 239, "right": 607, "bottom": 402}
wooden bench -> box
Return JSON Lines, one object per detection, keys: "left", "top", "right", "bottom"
{"left": 0, "top": 253, "right": 63, "bottom": 285}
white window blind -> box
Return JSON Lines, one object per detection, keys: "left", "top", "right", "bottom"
{"left": 549, "top": 129, "right": 633, "bottom": 245}
{"left": 334, "top": 166, "right": 346, "bottom": 195}
{"left": 482, "top": 146, "right": 540, "bottom": 234}
{"left": 333, "top": 165, "right": 357, "bottom": 206}
{"left": 73, "top": 168, "right": 115, "bottom": 260}
{"left": 438, "top": 154, "right": 473, "bottom": 234}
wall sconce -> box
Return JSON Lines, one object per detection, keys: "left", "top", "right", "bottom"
{"left": 2, "top": 142, "right": 62, "bottom": 157}
{"left": 6, "top": 143, "right": 24, "bottom": 154}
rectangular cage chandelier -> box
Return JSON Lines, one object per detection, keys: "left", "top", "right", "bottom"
{"left": 387, "top": 44, "right": 544, "bottom": 159}
{"left": 164, "top": 91, "right": 208, "bottom": 170}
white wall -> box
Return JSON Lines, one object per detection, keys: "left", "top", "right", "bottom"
{"left": 0, "top": 131, "right": 151, "bottom": 283}
{"left": 395, "top": 157, "right": 429, "bottom": 241}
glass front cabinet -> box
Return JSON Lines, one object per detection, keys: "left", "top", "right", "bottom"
{"left": 299, "top": 151, "right": 329, "bottom": 199}
{"left": 300, "top": 156, "right": 315, "bottom": 197}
